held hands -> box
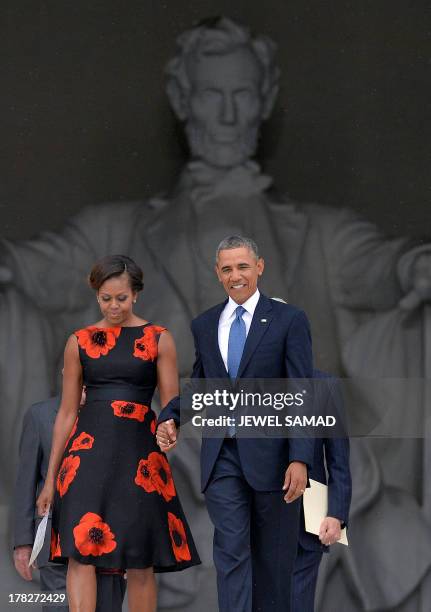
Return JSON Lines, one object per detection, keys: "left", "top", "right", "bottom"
{"left": 283, "top": 461, "right": 307, "bottom": 503}
{"left": 13, "top": 546, "right": 36, "bottom": 581}
{"left": 36, "top": 481, "right": 54, "bottom": 518}
{"left": 319, "top": 516, "right": 342, "bottom": 546}
{"left": 156, "top": 419, "right": 178, "bottom": 452}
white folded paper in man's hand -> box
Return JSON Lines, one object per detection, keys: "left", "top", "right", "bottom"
{"left": 303, "top": 479, "right": 348, "bottom": 546}
{"left": 28, "top": 509, "right": 50, "bottom": 567}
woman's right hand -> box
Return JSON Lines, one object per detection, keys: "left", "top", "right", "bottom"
{"left": 36, "top": 481, "right": 55, "bottom": 517}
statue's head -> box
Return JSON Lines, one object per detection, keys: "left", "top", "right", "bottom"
{"left": 166, "top": 17, "right": 280, "bottom": 169}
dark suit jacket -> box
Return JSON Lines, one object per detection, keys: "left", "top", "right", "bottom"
{"left": 298, "top": 369, "right": 352, "bottom": 552}
{"left": 159, "top": 293, "right": 314, "bottom": 492}
{"left": 13, "top": 396, "right": 60, "bottom": 567}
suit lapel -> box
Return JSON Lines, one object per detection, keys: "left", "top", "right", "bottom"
{"left": 237, "top": 294, "right": 273, "bottom": 378}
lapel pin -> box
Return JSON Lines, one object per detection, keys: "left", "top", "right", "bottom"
{"left": 261, "top": 318, "right": 267, "bottom": 323}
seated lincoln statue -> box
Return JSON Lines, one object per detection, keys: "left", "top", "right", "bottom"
{"left": 2, "top": 17, "right": 431, "bottom": 611}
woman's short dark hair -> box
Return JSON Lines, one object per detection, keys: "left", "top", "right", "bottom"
{"left": 88, "top": 255, "right": 144, "bottom": 292}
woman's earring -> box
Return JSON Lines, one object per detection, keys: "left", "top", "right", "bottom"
{"left": 133, "top": 299, "right": 137, "bottom": 304}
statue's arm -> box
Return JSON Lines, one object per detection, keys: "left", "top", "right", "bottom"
{"left": 324, "top": 206, "right": 422, "bottom": 310}
{"left": 0, "top": 204, "right": 107, "bottom": 311}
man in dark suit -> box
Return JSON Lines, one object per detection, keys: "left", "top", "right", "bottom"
{"left": 292, "top": 369, "right": 352, "bottom": 612}
{"left": 13, "top": 394, "right": 126, "bottom": 612}
{"left": 157, "top": 235, "right": 314, "bottom": 612}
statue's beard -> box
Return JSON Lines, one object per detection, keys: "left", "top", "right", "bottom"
{"left": 185, "top": 122, "right": 260, "bottom": 169}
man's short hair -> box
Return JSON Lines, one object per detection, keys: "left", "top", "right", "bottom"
{"left": 165, "top": 16, "right": 280, "bottom": 100}
{"left": 216, "top": 235, "right": 260, "bottom": 262}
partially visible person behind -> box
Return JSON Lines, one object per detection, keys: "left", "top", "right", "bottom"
{"left": 292, "top": 369, "right": 352, "bottom": 612}
{"left": 13, "top": 388, "right": 126, "bottom": 612}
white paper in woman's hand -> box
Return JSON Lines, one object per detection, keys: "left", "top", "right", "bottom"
{"left": 28, "top": 507, "right": 50, "bottom": 567}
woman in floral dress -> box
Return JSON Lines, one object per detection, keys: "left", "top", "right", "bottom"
{"left": 36, "top": 254, "right": 200, "bottom": 612}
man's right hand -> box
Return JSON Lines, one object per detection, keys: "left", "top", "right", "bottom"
{"left": 282, "top": 461, "right": 308, "bottom": 503}
{"left": 13, "top": 545, "right": 35, "bottom": 581}
{"left": 156, "top": 420, "right": 177, "bottom": 452}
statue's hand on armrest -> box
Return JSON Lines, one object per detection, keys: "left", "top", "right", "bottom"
{"left": 399, "top": 252, "right": 431, "bottom": 310}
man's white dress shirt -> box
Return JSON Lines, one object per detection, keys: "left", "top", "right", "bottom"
{"left": 218, "top": 289, "right": 260, "bottom": 372}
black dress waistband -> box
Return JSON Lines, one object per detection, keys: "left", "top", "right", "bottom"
{"left": 85, "top": 386, "right": 150, "bottom": 405}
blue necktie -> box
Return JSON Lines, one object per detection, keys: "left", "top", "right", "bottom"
{"left": 227, "top": 305, "right": 246, "bottom": 436}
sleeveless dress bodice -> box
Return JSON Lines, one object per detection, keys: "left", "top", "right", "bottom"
{"left": 50, "top": 324, "right": 200, "bottom": 572}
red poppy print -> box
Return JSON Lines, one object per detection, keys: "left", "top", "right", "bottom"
{"left": 64, "top": 418, "right": 78, "bottom": 451}
{"left": 111, "top": 401, "right": 149, "bottom": 422}
{"left": 56, "top": 455, "right": 80, "bottom": 497}
{"left": 150, "top": 417, "right": 156, "bottom": 435}
{"left": 168, "top": 512, "right": 191, "bottom": 562}
{"left": 149, "top": 452, "right": 176, "bottom": 502}
{"left": 50, "top": 529, "right": 56, "bottom": 558}
{"left": 75, "top": 326, "right": 120, "bottom": 359}
{"left": 50, "top": 529, "right": 61, "bottom": 558}
{"left": 134, "top": 452, "right": 176, "bottom": 501}
{"left": 70, "top": 431, "right": 95, "bottom": 452}
{"left": 135, "top": 458, "right": 157, "bottom": 493}
{"left": 73, "top": 512, "right": 117, "bottom": 557}
{"left": 133, "top": 325, "right": 166, "bottom": 362}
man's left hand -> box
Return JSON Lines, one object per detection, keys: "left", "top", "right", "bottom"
{"left": 283, "top": 461, "right": 307, "bottom": 503}
{"left": 319, "top": 516, "right": 342, "bottom": 546}
{"left": 13, "top": 546, "right": 36, "bottom": 581}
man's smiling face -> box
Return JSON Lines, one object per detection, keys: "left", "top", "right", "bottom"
{"left": 215, "top": 246, "right": 264, "bottom": 304}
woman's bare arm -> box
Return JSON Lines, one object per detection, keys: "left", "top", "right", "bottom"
{"left": 156, "top": 331, "right": 179, "bottom": 451}
{"left": 37, "top": 335, "right": 82, "bottom": 515}
{"left": 157, "top": 330, "right": 179, "bottom": 407}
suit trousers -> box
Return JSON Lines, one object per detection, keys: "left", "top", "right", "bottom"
{"left": 39, "top": 564, "right": 126, "bottom": 612}
{"left": 204, "top": 439, "right": 301, "bottom": 612}
{"left": 291, "top": 544, "right": 323, "bottom": 612}
{"left": 95, "top": 571, "right": 127, "bottom": 612}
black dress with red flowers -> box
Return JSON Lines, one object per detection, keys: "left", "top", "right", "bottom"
{"left": 50, "top": 324, "right": 201, "bottom": 572}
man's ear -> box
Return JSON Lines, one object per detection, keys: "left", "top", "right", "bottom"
{"left": 261, "top": 83, "right": 279, "bottom": 120}
{"left": 166, "top": 79, "right": 189, "bottom": 121}
{"left": 214, "top": 264, "right": 222, "bottom": 282}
